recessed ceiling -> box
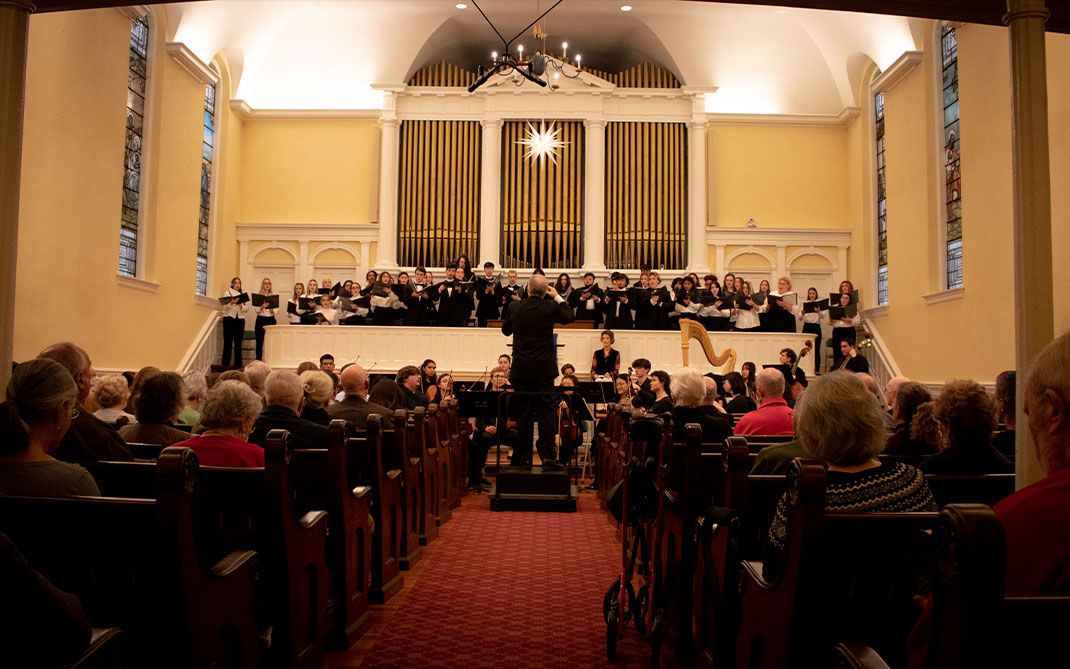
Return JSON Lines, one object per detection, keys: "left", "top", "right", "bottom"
{"left": 164, "top": 0, "right": 923, "bottom": 113}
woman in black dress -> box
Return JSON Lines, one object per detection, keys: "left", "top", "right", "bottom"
{"left": 741, "top": 361, "right": 758, "bottom": 400}
{"left": 722, "top": 371, "right": 757, "bottom": 414}
{"left": 591, "top": 330, "right": 621, "bottom": 379}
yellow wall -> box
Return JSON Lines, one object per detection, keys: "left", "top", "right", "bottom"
{"left": 240, "top": 118, "right": 379, "bottom": 224}
{"left": 708, "top": 124, "right": 850, "bottom": 230}
{"left": 15, "top": 8, "right": 238, "bottom": 370}
{"left": 859, "top": 25, "right": 1070, "bottom": 383}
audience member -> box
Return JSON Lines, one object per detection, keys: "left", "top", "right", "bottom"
{"left": 994, "top": 332, "right": 1070, "bottom": 594}
{"left": 329, "top": 364, "right": 392, "bottom": 430}
{"left": 217, "top": 369, "right": 251, "bottom": 385}
{"left": 763, "top": 371, "right": 936, "bottom": 580}
{"left": 884, "top": 382, "right": 939, "bottom": 457}
{"left": 0, "top": 358, "right": 100, "bottom": 497}
{"left": 0, "top": 531, "right": 92, "bottom": 669}
{"left": 885, "top": 375, "right": 910, "bottom": 417}
{"left": 295, "top": 361, "right": 319, "bottom": 375}
{"left": 126, "top": 365, "right": 160, "bottom": 415}
{"left": 319, "top": 353, "right": 336, "bottom": 373}
{"left": 119, "top": 371, "right": 190, "bottom": 446}
{"left": 244, "top": 360, "right": 272, "bottom": 398}
{"left": 37, "top": 342, "right": 132, "bottom": 464}
{"left": 173, "top": 380, "right": 264, "bottom": 467}
{"left": 299, "top": 370, "right": 334, "bottom": 426}
{"left": 178, "top": 371, "right": 208, "bottom": 426}
{"left": 90, "top": 374, "right": 135, "bottom": 425}
{"left": 734, "top": 368, "right": 794, "bottom": 436}
{"left": 248, "top": 371, "right": 329, "bottom": 450}
{"left": 992, "top": 370, "right": 1016, "bottom": 462}
{"left": 672, "top": 367, "right": 732, "bottom": 443}
{"left": 858, "top": 372, "right": 896, "bottom": 431}
{"left": 920, "top": 379, "right": 1012, "bottom": 474}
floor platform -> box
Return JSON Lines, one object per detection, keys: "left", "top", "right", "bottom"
{"left": 490, "top": 465, "right": 578, "bottom": 512}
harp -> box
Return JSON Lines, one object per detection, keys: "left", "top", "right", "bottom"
{"left": 680, "top": 319, "right": 737, "bottom": 371}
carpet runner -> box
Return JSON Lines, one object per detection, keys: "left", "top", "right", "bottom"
{"left": 358, "top": 493, "right": 665, "bottom": 668}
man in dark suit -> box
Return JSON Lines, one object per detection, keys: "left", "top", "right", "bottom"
{"left": 329, "top": 363, "right": 393, "bottom": 430}
{"left": 248, "top": 370, "right": 330, "bottom": 449}
{"left": 501, "top": 274, "right": 575, "bottom": 467}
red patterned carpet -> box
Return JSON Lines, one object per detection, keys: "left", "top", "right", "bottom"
{"left": 356, "top": 493, "right": 672, "bottom": 668}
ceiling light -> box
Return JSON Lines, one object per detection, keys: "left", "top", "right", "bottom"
{"left": 456, "top": 3, "right": 468, "bottom": 9}
{"left": 620, "top": 5, "right": 632, "bottom": 11}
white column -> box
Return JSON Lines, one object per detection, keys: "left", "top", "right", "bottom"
{"left": 1005, "top": 0, "right": 1053, "bottom": 488}
{"left": 298, "top": 242, "right": 309, "bottom": 281}
{"left": 359, "top": 242, "right": 370, "bottom": 279}
{"left": 0, "top": 1, "right": 32, "bottom": 392}
{"left": 583, "top": 118, "right": 607, "bottom": 271}
{"left": 776, "top": 245, "right": 787, "bottom": 280}
{"left": 715, "top": 245, "right": 726, "bottom": 279}
{"left": 479, "top": 119, "right": 502, "bottom": 266}
{"left": 687, "top": 119, "right": 710, "bottom": 273}
{"left": 238, "top": 241, "right": 249, "bottom": 287}
{"left": 376, "top": 116, "right": 400, "bottom": 270}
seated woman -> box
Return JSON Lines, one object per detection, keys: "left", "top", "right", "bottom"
{"left": 0, "top": 358, "right": 100, "bottom": 497}
{"left": 118, "top": 371, "right": 190, "bottom": 446}
{"left": 90, "top": 373, "right": 135, "bottom": 426}
{"left": 648, "top": 370, "right": 674, "bottom": 415}
{"left": 885, "top": 382, "right": 940, "bottom": 458}
{"left": 177, "top": 371, "right": 208, "bottom": 426}
{"left": 436, "top": 373, "right": 455, "bottom": 403}
{"left": 920, "top": 379, "right": 1013, "bottom": 474}
{"left": 671, "top": 367, "right": 732, "bottom": 443}
{"left": 723, "top": 372, "right": 757, "bottom": 414}
{"left": 172, "top": 381, "right": 265, "bottom": 467}
{"left": 763, "top": 371, "right": 936, "bottom": 581}
{"left": 591, "top": 330, "right": 621, "bottom": 380}
{"left": 299, "top": 370, "right": 334, "bottom": 426}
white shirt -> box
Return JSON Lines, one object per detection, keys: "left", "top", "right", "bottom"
{"left": 734, "top": 304, "right": 761, "bottom": 329}
{"left": 254, "top": 293, "right": 276, "bottom": 319}
{"left": 288, "top": 298, "right": 306, "bottom": 324}
{"left": 220, "top": 288, "right": 248, "bottom": 319}
{"left": 315, "top": 306, "right": 339, "bottom": 326}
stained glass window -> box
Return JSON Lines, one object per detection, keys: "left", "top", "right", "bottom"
{"left": 119, "top": 15, "right": 149, "bottom": 277}
{"left": 875, "top": 90, "right": 888, "bottom": 305}
{"left": 196, "top": 82, "right": 216, "bottom": 296}
{"left": 942, "top": 25, "right": 963, "bottom": 290}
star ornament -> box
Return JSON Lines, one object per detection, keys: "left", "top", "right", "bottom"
{"left": 518, "top": 121, "right": 568, "bottom": 165}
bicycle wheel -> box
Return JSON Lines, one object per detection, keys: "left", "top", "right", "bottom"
{"left": 603, "top": 580, "right": 636, "bottom": 626}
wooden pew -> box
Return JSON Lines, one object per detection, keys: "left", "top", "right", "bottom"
{"left": 923, "top": 503, "right": 1070, "bottom": 669}
{"left": 349, "top": 415, "right": 404, "bottom": 603}
{"left": 387, "top": 409, "right": 423, "bottom": 570}
{"left": 925, "top": 473, "right": 1015, "bottom": 507}
{"left": 0, "top": 448, "right": 259, "bottom": 669}
{"left": 734, "top": 459, "right": 939, "bottom": 669}
{"left": 443, "top": 399, "right": 469, "bottom": 507}
{"left": 290, "top": 421, "right": 374, "bottom": 649}
{"left": 126, "top": 441, "right": 167, "bottom": 461}
{"left": 426, "top": 404, "right": 453, "bottom": 525}
{"left": 410, "top": 406, "right": 440, "bottom": 545}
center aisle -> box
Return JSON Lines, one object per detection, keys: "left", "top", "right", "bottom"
{"left": 327, "top": 492, "right": 674, "bottom": 668}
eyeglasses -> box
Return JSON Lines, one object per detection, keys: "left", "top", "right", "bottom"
{"left": 70, "top": 407, "right": 80, "bottom": 419}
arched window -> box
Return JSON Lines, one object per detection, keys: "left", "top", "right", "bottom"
{"left": 940, "top": 24, "right": 963, "bottom": 290}
{"left": 874, "top": 89, "right": 888, "bottom": 305}
{"left": 196, "top": 80, "right": 217, "bottom": 296}
{"left": 119, "top": 14, "right": 150, "bottom": 277}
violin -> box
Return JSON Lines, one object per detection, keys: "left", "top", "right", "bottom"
{"left": 557, "top": 393, "right": 579, "bottom": 444}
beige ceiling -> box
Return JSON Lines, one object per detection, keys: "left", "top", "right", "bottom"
{"left": 163, "top": 0, "right": 926, "bottom": 114}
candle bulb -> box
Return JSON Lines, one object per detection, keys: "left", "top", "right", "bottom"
{"left": 562, "top": 41, "right": 568, "bottom": 59}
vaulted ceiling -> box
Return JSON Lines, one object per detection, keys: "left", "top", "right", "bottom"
{"left": 158, "top": 0, "right": 932, "bottom": 114}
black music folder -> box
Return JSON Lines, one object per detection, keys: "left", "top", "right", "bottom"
{"left": 803, "top": 299, "right": 828, "bottom": 313}
{"left": 286, "top": 301, "right": 298, "bottom": 315}
{"left": 299, "top": 296, "right": 319, "bottom": 311}
{"left": 828, "top": 303, "right": 859, "bottom": 320}
{"left": 218, "top": 292, "right": 250, "bottom": 305}
{"left": 251, "top": 294, "right": 280, "bottom": 309}
{"left": 457, "top": 391, "right": 503, "bottom": 419}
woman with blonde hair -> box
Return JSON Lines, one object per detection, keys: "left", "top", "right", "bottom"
{"left": 91, "top": 374, "right": 135, "bottom": 425}
{"left": 299, "top": 370, "right": 334, "bottom": 426}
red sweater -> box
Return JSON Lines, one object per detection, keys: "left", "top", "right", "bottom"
{"left": 994, "top": 465, "right": 1070, "bottom": 594}
{"left": 733, "top": 397, "right": 794, "bottom": 436}
{"left": 172, "top": 435, "right": 265, "bottom": 468}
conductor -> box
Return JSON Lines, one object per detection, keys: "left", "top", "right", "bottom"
{"left": 502, "top": 273, "right": 576, "bottom": 467}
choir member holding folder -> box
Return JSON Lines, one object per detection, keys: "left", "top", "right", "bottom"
{"left": 603, "top": 273, "right": 633, "bottom": 330}
{"left": 252, "top": 278, "right": 278, "bottom": 361}
{"left": 698, "top": 281, "right": 733, "bottom": 331}
{"left": 287, "top": 282, "right": 308, "bottom": 324}
{"left": 218, "top": 276, "right": 249, "bottom": 368}
{"left": 733, "top": 281, "right": 761, "bottom": 332}
{"left": 828, "top": 280, "right": 861, "bottom": 366}
{"left": 475, "top": 262, "right": 503, "bottom": 327}
{"left": 570, "top": 272, "right": 604, "bottom": 324}
{"left": 799, "top": 286, "right": 827, "bottom": 371}
{"left": 765, "top": 276, "right": 800, "bottom": 333}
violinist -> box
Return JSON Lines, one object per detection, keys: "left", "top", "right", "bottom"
{"left": 468, "top": 366, "right": 515, "bottom": 491}
{"left": 419, "top": 359, "right": 439, "bottom": 404}
{"left": 570, "top": 272, "right": 604, "bottom": 323}
{"left": 555, "top": 375, "right": 582, "bottom": 467}
{"left": 436, "top": 373, "right": 455, "bottom": 402}
{"left": 475, "top": 261, "right": 503, "bottom": 327}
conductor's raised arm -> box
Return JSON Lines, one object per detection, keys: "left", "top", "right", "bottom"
{"left": 547, "top": 285, "right": 576, "bottom": 325}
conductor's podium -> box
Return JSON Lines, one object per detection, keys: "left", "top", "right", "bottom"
{"left": 491, "top": 465, "right": 577, "bottom": 513}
